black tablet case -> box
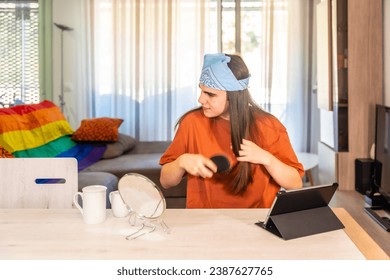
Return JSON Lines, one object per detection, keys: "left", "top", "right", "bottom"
{"left": 256, "top": 183, "right": 344, "bottom": 240}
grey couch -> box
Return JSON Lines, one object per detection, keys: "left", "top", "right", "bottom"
{"left": 78, "top": 141, "right": 187, "bottom": 209}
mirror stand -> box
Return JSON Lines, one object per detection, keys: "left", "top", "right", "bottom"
{"left": 125, "top": 211, "right": 170, "bottom": 240}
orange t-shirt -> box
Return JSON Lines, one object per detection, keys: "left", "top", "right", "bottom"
{"left": 159, "top": 110, "right": 304, "bottom": 208}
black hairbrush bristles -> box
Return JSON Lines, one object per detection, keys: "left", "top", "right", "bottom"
{"left": 210, "top": 155, "right": 230, "bottom": 173}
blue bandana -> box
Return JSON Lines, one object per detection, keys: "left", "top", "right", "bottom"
{"left": 199, "top": 53, "right": 250, "bottom": 91}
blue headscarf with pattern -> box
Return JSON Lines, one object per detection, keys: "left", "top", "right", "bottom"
{"left": 199, "top": 53, "right": 250, "bottom": 91}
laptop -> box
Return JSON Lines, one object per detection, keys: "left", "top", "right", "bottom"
{"left": 0, "top": 158, "right": 78, "bottom": 208}
{"left": 256, "top": 183, "right": 344, "bottom": 240}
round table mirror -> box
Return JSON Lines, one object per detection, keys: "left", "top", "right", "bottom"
{"left": 118, "top": 173, "right": 168, "bottom": 239}
{"left": 118, "top": 173, "right": 166, "bottom": 219}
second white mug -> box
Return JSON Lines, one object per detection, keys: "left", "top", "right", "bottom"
{"left": 109, "top": 190, "right": 130, "bottom": 218}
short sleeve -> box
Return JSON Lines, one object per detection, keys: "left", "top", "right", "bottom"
{"left": 159, "top": 118, "right": 190, "bottom": 165}
{"left": 255, "top": 114, "right": 304, "bottom": 178}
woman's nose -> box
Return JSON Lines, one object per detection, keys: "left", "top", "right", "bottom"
{"left": 198, "top": 92, "right": 206, "bottom": 105}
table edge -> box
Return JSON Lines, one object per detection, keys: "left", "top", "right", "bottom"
{"left": 333, "top": 208, "right": 390, "bottom": 260}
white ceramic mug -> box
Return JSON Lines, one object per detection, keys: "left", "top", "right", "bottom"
{"left": 109, "top": 190, "right": 130, "bottom": 218}
{"left": 73, "top": 185, "right": 107, "bottom": 224}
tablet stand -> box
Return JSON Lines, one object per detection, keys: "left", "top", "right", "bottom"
{"left": 256, "top": 206, "right": 344, "bottom": 240}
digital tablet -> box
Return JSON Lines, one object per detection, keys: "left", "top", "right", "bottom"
{"left": 257, "top": 183, "right": 343, "bottom": 240}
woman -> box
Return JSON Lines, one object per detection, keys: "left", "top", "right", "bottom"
{"left": 159, "top": 53, "right": 303, "bottom": 208}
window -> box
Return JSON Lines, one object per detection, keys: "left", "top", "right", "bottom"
{"left": 0, "top": 0, "right": 39, "bottom": 107}
{"left": 210, "top": 0, "right": 288, "bottom": 117}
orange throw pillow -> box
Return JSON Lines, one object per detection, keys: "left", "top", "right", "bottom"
{"left": 71, "top": 117, "right": 123, "bottom": 142}
{"left": 0, "top": 146, "right": 14, "bottom": 158}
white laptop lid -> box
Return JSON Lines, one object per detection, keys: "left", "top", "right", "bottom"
{"left": 0, "top": 158, "right": 78, "bottom": 208}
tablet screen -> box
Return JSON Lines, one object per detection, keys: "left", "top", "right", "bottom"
{"left": 263, "top": 183, "right": 339, "bottom": 226}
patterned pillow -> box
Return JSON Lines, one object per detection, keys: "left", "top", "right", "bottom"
{"left": 71, "top": 117, "right": 124, "bottom": 142}
{"left": 0, "top": 146, "right": 14, "bottom": 158}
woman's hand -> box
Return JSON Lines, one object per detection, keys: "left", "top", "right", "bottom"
{"left": 236, "top": 139, "right": 302, "bottom": 189}
{"left": 237, "top": 139, "right": 271, "bottom": 165}
{"left": 160, "top": 153, "right": 218, "bottom": 189}
{"left": 179, "top": 154, "right": 217, "bottom": 178}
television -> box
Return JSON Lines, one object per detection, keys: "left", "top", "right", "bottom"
{"left": 374, "top": 104, "right": 390, "bottom": 207}
{"left": 364, "top": 105, "right": 390, "bottom": 231}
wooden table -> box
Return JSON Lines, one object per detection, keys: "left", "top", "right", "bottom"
{"left": 0, "top": 208, "right": 388, "bottom": 260}
{"left": 330, "top": 190, "right": 390, "bottom": 256}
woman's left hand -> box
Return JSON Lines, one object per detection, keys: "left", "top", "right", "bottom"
{"left": 236, "top": 139, "right": 271, "bottom": 165}
{"left": 236, "top": 138, "right": 303, "bottom": 189}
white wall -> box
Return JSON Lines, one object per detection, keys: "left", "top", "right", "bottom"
{"left": 52, "top": 0, "right": 83, "bottom": 129}
{"left": 385, "top": 0, "right": 390, "bottom": 106}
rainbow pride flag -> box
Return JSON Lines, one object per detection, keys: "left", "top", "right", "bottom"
{"left": 0, "top": 100, "right": 106, "bottom": 171}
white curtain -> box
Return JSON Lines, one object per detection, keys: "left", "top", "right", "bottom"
{"left": 285, "top": 0, "right": 313, "bottom": 153}
{"left": 241, "top": 0, "right": 317, "bottom": 153}
{"left": 77, "top": 0, "right": 317, "bottom": 151}
{"left": 79, "top": 0, "right": 216, "bottom": 141}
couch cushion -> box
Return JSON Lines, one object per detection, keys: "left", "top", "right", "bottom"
{"left": 102, "top": 133, "right": 136, "bottom": 159}
{"left": 127, "top": 141, "right": 171, "bottom": 154}
{"left": 83, "top": 153, "right": 163, "bottom": 177}
{"left": 83, "top": 152, "right": 187, "bottom": 198}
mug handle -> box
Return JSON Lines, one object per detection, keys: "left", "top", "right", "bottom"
{"left": 109, "top": 191, "right": 114, "bottom": 204}
{"left": 73, "top": 192, "right": 83, "bottom": 214}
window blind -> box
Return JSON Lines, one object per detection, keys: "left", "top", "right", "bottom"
{"left": 0, "top": 0, "right": 39, "bottom": 107}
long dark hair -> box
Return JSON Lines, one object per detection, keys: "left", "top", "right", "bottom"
{"left": 226, "top": 54, "right": 267, "bottom": 195}
{"left": 177, "top": 54, "right": 267, "bottom": 195}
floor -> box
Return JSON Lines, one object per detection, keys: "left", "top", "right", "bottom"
{"left": 330, "top": 190, "right": 390, "bottom": 256}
